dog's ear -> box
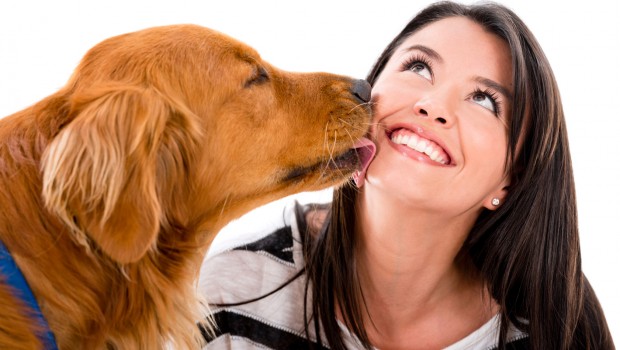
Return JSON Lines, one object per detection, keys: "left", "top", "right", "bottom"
{"left": 41, "top": 85, "right": 199, "bottom": 264}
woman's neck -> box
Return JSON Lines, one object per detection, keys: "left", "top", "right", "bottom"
{"left": 352, "top": 188, "right": 497, "bottom": 349}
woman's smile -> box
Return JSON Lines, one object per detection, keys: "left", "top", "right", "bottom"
{"left": 386, "top": 125, "right": 454, "bottom": 166}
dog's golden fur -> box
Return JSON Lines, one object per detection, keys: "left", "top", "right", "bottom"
{"left": 0, "top": 25, "right": 370, "bottom": 349}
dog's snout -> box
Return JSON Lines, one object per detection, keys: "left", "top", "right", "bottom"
{"left": 351, "top": 79, "right": 371, "bottom": 103}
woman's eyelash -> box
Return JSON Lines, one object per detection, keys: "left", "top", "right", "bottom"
{"left": 400, "top": 55, "right": 503, "bottom": 117}
{"left": 472, "top": 87, "right": 502, "bottom": 116}
{"left": 401, "top": 53, "right": 433, "bottom": 74}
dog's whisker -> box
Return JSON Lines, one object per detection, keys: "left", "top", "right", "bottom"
{"left": 318, "top": 130, "right": 338, "bottom": 180}
{"left": 338, "top": 118, "right": 354, "bottom": 127}
{"left": 343, "top": 127, "right": 355, "bottom": 146}
{"left": 323, "top": 122, "right": 331, "bottom": 161}
{"left": 327, "top": 130, "right": 338, "bottom": 167}
{"left": 348, "top": 101, "right": 372, "bottom": 114}
{"left": 317, "top": 122, "right": 333, "bottom": 183}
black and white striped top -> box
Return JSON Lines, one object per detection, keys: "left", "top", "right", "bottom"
{"left": 199, "top": 201, "right": 528, "bottom": 349}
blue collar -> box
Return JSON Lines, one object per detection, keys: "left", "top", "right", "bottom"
{"left": 0, "top": 239, "right": 58, "bottom": 349}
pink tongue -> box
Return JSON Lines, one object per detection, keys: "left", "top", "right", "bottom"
{"left": 352, "top": 137, "right": 376, "bottom": 188}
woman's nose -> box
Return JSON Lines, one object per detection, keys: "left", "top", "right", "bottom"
{"left": 414, "top": 97, "right": 452, "bottom": 126}
{"left": 418, "top": 107, "right": 448, "bottom": 124}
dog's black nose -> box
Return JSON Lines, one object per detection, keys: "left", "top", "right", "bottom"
{"left": 351, "top": 79, "right": 371, "bottom": 103}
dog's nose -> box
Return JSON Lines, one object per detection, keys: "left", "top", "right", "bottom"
{"left": 351, "top": 79, "right": 371, "bottom": 103}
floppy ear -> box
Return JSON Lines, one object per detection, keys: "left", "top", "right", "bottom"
{"left": 42, "top": 85, "right": 180, "bottom": 264}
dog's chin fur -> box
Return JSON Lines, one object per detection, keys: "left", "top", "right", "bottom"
{"left": 0, "top": 24, "right": 370, "bottom": 349}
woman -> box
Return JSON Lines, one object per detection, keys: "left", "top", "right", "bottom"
{"left": 200, "top": 1, "right": 614, "bottom": 349}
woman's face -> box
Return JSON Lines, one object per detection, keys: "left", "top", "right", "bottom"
{"left": 366, "top": 17, "right": 513, "bottom": 216}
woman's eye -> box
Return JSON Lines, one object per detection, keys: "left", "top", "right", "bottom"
{"left": 471, "top": 92, "right": 497, "bottom": 113}
{"left": 409, "top": 62, "right": 432, "bottom": 81}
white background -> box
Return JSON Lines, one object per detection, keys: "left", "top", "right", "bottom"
{"left": 1, "top": 0, "right": 618, "bottom": 343}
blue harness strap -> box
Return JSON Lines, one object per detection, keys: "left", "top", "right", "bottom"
{"left": 0, "top": 240, "right": 59, "bottom": 350}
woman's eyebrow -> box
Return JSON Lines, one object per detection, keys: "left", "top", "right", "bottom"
{"left": 475, "top": 76, "right": 512, "bottom": 102}
{"left": 404, "top": 44, "right": 444, "bottom": 63}
{"left": 403, "top": 44, "right": 512, "bottom": 101}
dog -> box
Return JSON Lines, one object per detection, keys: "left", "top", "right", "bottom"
{"left": 0, "top": 24, "right": 373, "bottom": 349}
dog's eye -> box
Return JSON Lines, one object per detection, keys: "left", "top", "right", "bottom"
{"left": 245, "top": 67, "right": 269, "bottom": 88}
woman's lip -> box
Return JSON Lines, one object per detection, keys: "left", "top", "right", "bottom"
{"left": 385, "top": 123, "right": 455, "bottom": 166}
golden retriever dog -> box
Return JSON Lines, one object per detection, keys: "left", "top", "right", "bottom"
{"left": 0, "top": 24, "right": 373, "bottom": 349}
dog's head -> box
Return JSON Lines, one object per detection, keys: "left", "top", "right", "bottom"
{"left": 40, "top": 25, "right": 372, "bottom": 264}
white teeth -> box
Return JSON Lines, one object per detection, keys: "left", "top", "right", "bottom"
{"left": 406, "top": 136, "right": 418, "bottom": 149}
{"left": 391, "top": 131, "right": 448, "bottom": 165}
{"left": 395, "top": 134, "right": 404, "bottom": 144}
{"left": 424, "top": 145, "right": 434, "bottom": 156}
{"left": 415, "top": 140, "right": 427, "bottom": 153}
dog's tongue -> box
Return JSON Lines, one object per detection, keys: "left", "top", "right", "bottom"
{"left": 352, "top": 137, "right": 376, "bottom": 188}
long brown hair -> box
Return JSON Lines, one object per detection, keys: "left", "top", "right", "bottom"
{"left": 304, "top": 2, "right": 614, "bottom": 349}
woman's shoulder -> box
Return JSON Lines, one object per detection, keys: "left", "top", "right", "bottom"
{"left": 442, "top": 314, "right": 528, "bottom": 350}
{"left": 200, "top": 201, "right": 305, "bottom": 294}
{"left": 203, "top": 198, "right": 329, "bottom": 261}
{"left": 200, "top": 200, "right": 329, "bottom": 349}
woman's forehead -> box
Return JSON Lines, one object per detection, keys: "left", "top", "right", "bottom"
{"left": 400, "top": 17, "right": 506, "bottom": 53}
{"left": 393, "top": 17, "right": 513, "bottom": 90}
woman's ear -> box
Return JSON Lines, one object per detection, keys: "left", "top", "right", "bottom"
{"left": 483, "top": 177, "right": 510, "bottom": 211}
{"left": 41, "top": 85, "right": 171, "bottom": 264}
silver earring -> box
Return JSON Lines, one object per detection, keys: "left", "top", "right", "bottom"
{"left": 492, "top": 198, "right": 500, "bottom": 206}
